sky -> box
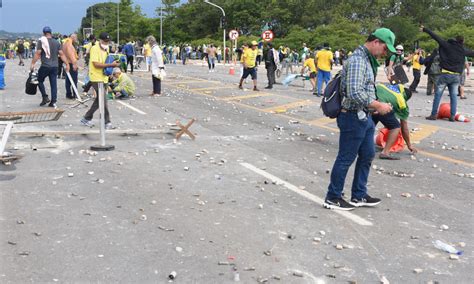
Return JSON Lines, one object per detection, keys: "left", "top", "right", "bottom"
{"left": 0, "top": 0, "right": 168, "bottom": 34}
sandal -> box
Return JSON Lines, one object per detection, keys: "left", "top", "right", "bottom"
{"left": 460, "top": 96, "right": 467, "bottom": 99}
{"left": 379, "top": 153, "right": 400, "bottom": 160}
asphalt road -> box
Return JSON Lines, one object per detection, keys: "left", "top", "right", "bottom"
{"left": 0, "top": 57, "right": 473, "bottom": 283}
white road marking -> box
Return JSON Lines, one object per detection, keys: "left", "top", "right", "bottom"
{"left": 116, "top": 101, "right": 147, "bottom": 115}
{"left": 240, "top": 162, "right": 373, "bottom": 226}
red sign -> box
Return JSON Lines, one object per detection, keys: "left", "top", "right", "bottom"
{"left": 261, "top": 30, "right": 274, "bottom": 42}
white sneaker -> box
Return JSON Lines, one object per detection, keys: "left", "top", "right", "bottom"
{"left": 105, "top": 123, "right": 114, "bottom": 130}
{"left": 80, "top": 118, "right": 94, "bottom": 127}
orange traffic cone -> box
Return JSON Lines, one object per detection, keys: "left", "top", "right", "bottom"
{"left": 437, "top": 103, "right": 451, "bottom": 119}
{"left": 229, "top": 65, "right": 235, "bottom": 75}
{"left": 437, "top": 103, "right": 470, "bottom": 122}
{"left": 455, "top": 113, "right": 470, "bottom": 122}
{"left": 375, "top": 128, "right": 405, "bottom": 153}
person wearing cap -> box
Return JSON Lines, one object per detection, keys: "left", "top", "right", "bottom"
{"left": 421, "top": 25, "right": 474, "bottom": 121}
{"left": 264, "top": 42, "right": 279, "bottom": 89}
{"left": 146, "top": 35, "right": 165, "bottom": 96}
{"left": 80, "top": 32, "right": 119, "bottom": 128}
{"left": 238, "top": 40, "right": 259, "bottom": 91}
{"left": 373, "top": 83, "right": 417, "bottom": 160}
{"left": 31, "top": 26, "right": 70, "bottom": 108}
{"left": 110, "top": 68, "right": 135, "bottom": 99}
{"left": 323, "top": 28, "right": 394, "bottom": 211}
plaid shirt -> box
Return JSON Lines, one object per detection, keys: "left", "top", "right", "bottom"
{"left": 341, "top": 45, "right": 376, "bottom": 111}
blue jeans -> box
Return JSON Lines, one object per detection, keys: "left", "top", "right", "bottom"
{"left": 326, "top": 111, "right": 375, "bottom": 200}
{"left": 317, "top": 70, "right": 331, "bottom": 94}
{"left": 65, "top": 64, "right": 78, "bottom": 98}
{"left": 431, "top": 73, "right": 460, "bottom": 118}
{"left": 37, "top": 66, "right": 58, "bottom": 103}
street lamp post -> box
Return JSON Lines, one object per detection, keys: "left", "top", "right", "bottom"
{"left": 160, "top": 1, "right": 163, "bottom": 46}
{"left": 204, "top": 0, "right": 226, "bottom": 65}
{"left": 117, "top": 1, "right": 120, "bottom": 45}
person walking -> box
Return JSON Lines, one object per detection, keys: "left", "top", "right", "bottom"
{"left": 207, "top": 44, "right": 217, "bottom": 72}
{"left": 315, "top": 43, "right": 333, "bottom": 96}
{"left": 409, "top": 48, "right": 423, "bottom": 93}
{"left": 423, "top": 48, "right": 441, "bottom": 96}
{"left": 30, "top": 26, "right": 70, "bottom": 108}
{"left": 148, "top": 36, "right": 165, "bottom": 96}
{"left": 16, "top": 39, "right": 25, "bottom": 66}
{"left": 323, "top": 28, "right": 395, "bottom": 210}
{"left": 264, "top": 43, "right": 279, "bottom": 89}
{"left": 422, "top": 26, "right": 474, "bottom": 121}
{"left": 122, "top": 41, "right": 135, "bottom": 74}
{"left": 80, "top": 32, "right": 119, "bottom": 128}
{"left": 62, "top": 33, "right": 79, "bottom": 99}
{"left": 238, "top": 41, "right": 259, "bottom": 91}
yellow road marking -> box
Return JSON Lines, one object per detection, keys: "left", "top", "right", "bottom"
{"left": 309, "top": 117, "right": 335, "bottom": 125}
{"left": 410, "top": 124, "right": 439, "bottom": 144}
{"left": 263, "top": 100, "right": 314, "bottom": 113}
{"left": 411, "top": 121, "right": 471, "bottom": 135}
{"left": 221, "top": 93, "right": 274, "bottom": 101}
{"left": 418, "top": 150, "right": 474, "bottom": 168}
{"left": 190, "top": 86, "right": 236, "bottom": 91}
{"left": 164, "top": 73, "right": 473, "bottom": 167}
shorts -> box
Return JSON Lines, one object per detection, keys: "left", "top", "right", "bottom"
{"left": 460, "top": 72, "right": 466, "bottom": 86}
{"left": 242, "top": 68, "right": 257, "bottom": 80}
{"left": 309, "top": 71, "right": 317, "bottom": 79}
{"left": 146, "top": 57, "right": 152, "bottom": 66}
{"left": 371, "top": 111, "right": 400, "bottom": 130}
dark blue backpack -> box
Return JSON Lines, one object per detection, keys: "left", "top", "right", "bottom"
{"left": 103, "top": 54, "right": 115, "bottom": 76}
{"left": 321, "top": 71, "right": 343, "bottom": 118}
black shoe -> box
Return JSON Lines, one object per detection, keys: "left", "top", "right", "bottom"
{"left": 48, "top": 102, "right": 57, "bottom": 108}
{"left": 323, "top": 198, "right": 355, "bottom": 211}
{"left": 238, "top": 85, "right": 243, "bottom": 90}
{"left": 449, "top": 116, "right": 455, "bottom": 122}
{"left": 349, "top": 195, "right": 381, "bottom": 207}
{"left": 264, "top": 86, "right": 272, "bottom": 89}
{"left": 40, "top": 97, "right": 50, "bottom": 106}
{"left": 425, "top": 115, "right": 437, "bottom": 121}
{"left": 119, "top": 95, "right": 129, "bottom": 100}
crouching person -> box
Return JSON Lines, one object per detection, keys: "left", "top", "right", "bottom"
{"left": 111, "top": 68, "right": 135, "bottom": 100}
{"left": 373, "top": 83, "right": 418, "bottom": 160}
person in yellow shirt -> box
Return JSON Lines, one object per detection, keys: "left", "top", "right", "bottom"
{"left": 143, "top": 43, "right": 152, "bottom": 71}
{"left": 238, "top": 41, "right": 259, "bottom": 91}
{"left": 408, "top": 48, "right": 423, "bottom": 93}
{"left": 300, "top": 54, "right": 318, "bottom": 95}
{"left": 315, "top": 44, "right": 334, "bottom": 96}
{"left": 62, "top": 33, "right": 79, "bottom": 99}
{"left": 81, "top": 32, "right": 119, "bottom": 129}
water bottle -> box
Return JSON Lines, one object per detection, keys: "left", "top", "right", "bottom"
{"left": 433, "top": 240, "right": 463, "bottom": 255}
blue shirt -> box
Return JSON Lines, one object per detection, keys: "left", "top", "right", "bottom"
{"left": 122, "top": 43, "right": 134, "bottom": 56}
{"left": 341, "top": 45, "right": 376, "bottom": 111}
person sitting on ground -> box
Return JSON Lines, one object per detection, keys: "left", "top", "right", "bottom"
{"left": 111, "top": 68, "right": 135, "bottom": 100}
{"left": 372, "top": 83, "right": 417, "bottom": 160}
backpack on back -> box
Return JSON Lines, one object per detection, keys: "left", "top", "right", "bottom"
{"left": 320, "top": 71, "right": 343, "bottom": 118}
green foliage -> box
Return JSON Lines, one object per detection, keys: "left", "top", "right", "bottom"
{"left": 78, "top": 0, "right": 474, "bottom": 52}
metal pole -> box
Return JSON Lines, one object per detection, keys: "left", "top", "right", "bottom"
{"left": 98, "top": 82, "right": 106, "bottom": 146}
{"left": 160, "top": 1, "right": 163, "bottom": 46}
{"left": 91, "top": 6, "right": 94, "bottom": 31}
{"left": 204, "top": 1, "right": 225, "bottom": 65}
{"left": 90, "top": 83, "right": 115, "bottom": 151}
{"left": 117, "top": 1, "right": 120, "bottom": 45}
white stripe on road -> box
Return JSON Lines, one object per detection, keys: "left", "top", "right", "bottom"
{"left": 240, "top": 162, "right": 373, "bottom": 226}
{"left": 116, "top": 101, "right": 147, "bottom": 115}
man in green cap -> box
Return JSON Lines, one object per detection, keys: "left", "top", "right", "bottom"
{"left": 323, "top": 28, "right": 395, "bottom": 211}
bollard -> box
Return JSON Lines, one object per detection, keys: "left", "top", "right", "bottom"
{"left": 90, "top": 82, "right": 115, "bottom": 151}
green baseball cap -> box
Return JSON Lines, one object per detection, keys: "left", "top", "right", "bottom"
{"left": 372, "top": 28, "right": 396, "bottom": 53}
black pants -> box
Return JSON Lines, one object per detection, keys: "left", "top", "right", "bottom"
{"left": 152, "top": 75, "right": 161, "bottom": 94}
{"left": 409, "top": 69, "right": 421, "bottom": 91}
{"left": 126, "top": 55, "right": 134, "bottom": 73}
{"left": 57, "top": 57, "right": 64, "bottom": 78}
{"left": 84, "top": 82, "right": 110, "bottom": 123}
{"left": 266, "top": 64, "right": 276, "bottom": 87}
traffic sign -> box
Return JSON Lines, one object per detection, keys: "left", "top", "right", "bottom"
{"left": 261, "top": 30, "right": 274, "bottom": 42}
{"left": 228, "top": 30, "right": 239, "bottom": 40}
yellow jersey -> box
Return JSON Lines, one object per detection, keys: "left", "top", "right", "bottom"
{"left": 89, "top": 43, "right": 108, "bottom": 83}
{"left": 412, "top": 54, "right": 421, "bottom": 70}
{"left": 316, "top": 49, "right": 333, "bottom": 72}
{"left": 243, "top": 48, "right": 258, "bottom": 68}
{"left": 304, "top": 58, "right": 317, "bottom": 73}
{"left": 143, "top": 43, "right": 152, "bottom": 57}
